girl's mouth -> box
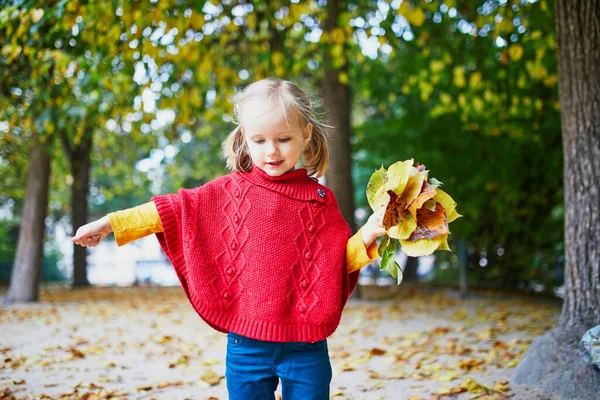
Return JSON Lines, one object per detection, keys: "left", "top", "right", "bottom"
{"left": 267, "top": 160, "right": 283, "bottom": 167}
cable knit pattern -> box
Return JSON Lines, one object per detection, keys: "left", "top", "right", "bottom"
{"left": 210, "top": 178, "right": 251, "bottom": 311}
{"left": 287, "top": 202, "right": 326, "bottom": 321}
{"left": 151, "top": 162, "right": 359, "bottom": 342}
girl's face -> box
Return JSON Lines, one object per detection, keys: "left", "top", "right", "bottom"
{"left": 242, "top": 104, "right": 312, "bottom": 177}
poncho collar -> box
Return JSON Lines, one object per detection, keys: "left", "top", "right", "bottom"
{"left": 240, "top": 162, "right": 324, "bottom": 202}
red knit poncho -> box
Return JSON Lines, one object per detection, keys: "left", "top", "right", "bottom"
{"left": 151, "top": 163, "right": 359, "bottom": 342}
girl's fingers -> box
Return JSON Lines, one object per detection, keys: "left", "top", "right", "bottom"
{"left": 72, "top": 232, "right": 102, "bottom": 243}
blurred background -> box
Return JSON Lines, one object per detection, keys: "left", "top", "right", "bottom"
{"left": 0, "top": 0, "right": 563, "bottom": 296}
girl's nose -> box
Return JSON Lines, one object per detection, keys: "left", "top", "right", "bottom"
{"left": 267, "top": 142, "right": 279, "bottom": 156}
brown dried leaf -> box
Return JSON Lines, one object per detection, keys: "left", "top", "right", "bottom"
{"left": 156, "top": 335, "right": 173, "bottom": 344}
{"left": 369, "top": 348, "right": 387, "bottom": 356}
{"left": 407, "top": 202, "right": 448, "bottom": 241}
{"left": 383, "top": 190, "right": 411, "bottom": 230}
{"left": 67, "top": 347, "right": 85, "bottom": 359}
{"left": 458, "top": 358, "right": 485, "bottom": 370}
{"left": 407, "top": 181, "right": 437, "bottom": 219}
{"left": 156, "top": 381, "right": 185, "bottom": 389}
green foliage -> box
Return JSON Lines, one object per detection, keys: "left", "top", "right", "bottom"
{"left": 0, "top": 218, "right": 66, "bottom": 284}
{"left": 378, "top": 235, "right": 403, "bottom": 285}
{"left": 0, "top": 0, "right": 564, "bottom": 292}
{"left": 351, "top": 0, "right": 563, "bottom": 290}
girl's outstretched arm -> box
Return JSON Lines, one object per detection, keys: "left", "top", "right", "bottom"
{"left": 71, "top": 215, "right": 113, "bottom": 248}
{"left": 106, "top": 202, "right": 163, "bottom": 246}
{"left": 71, "top": 202, "right": 163, "bottom": 247}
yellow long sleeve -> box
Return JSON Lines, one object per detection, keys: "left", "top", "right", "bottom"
{"left": 346, "top": 227, "right": 379, "bottom": 273}
{"left": 108, "top": 202, "right": 379, "bottom": 273}
{"left": 107, "top": 202, "right": 163, "bottom": 247}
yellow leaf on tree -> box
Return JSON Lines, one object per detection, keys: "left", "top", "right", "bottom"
{"left": 440, "top": 93, "right": 452, "bottom": 105}
{"left": 271, "top": 51, "right": 284, "bottom": 66}
{"left": 535, "top": 99, "right": 543, "bottom": 111}
{"left": 472, "top": 97, "right": 484, "bottom": 112}
{"left": 246, "top": 13, "right": 256, "bottom": 30}
{"left": 508, "top": 44, "right": 524, "bottom": 61}
{"left": 498, "top": 18, "right": 513, "bottom": 34}
{"left": 398, "top": 2, "right": 426, "bottom": 27}
{"left": 484, "top": 89, "right": 493, "bottom": 102}
{"left": 30, "top": 9, "right": 44, "bottom": 23}
{"left": 526, "top": 61, "right": 548, "bottom": 80}
{"left": 453, "top": 66, "right": 466, "bottom": 88}
{"left": 430, "top": 60, "right": 445, "bottom": 74}
{"left": 338, "top": 71, "right": 349, "bottom": 85}
{"left": 331, "top": 28, "right": 345, "bottom": 44}
{"left": 544, "top": 75, "right": 557, "bottom": 87}
{"left": 469, "top": 72, "right": 482, "bottom": 89}
{"left": 408, "top": 7, "right": 426, "bottom": 27}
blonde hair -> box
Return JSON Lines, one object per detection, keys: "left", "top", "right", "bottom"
{"left": 221, "top": 77, "right": 332, "bottom": 178}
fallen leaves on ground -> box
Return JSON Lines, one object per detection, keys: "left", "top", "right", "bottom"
{"left": 201, "top": 369, "right": 225, "bottom": 386}
{"left": 0, "top": 284, "right": 559, "bottom": 399}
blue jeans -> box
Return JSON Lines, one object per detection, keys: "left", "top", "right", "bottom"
{"left": 225, "top": 331, "right": 332, "bottom": 400}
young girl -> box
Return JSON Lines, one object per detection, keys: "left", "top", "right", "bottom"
{"left": 72, "top": 77, "right": 387, "bottom": 400}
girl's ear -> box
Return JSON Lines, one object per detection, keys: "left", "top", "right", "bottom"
{"left": 303, "top": 122, "right": 313, "bottom": 145}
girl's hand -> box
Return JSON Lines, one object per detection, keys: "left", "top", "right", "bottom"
{"left": 361, "top": 206, "right": 387, "bottom": 248}
{"left": 71, "top": 216, "right": 113, "bottom": 247}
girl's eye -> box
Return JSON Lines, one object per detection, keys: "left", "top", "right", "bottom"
{"left": 253, "top": 138, "right": 291, "bottom": 144}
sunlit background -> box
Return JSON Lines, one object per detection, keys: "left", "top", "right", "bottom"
{"left": 1, "top": 0, "right": 562, "bottom": 295}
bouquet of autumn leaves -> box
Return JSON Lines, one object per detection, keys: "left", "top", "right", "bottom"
{"left": 366, "top": 159, "right": 462, "bottom": 284}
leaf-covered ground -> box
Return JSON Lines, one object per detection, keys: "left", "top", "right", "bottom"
{"left": 1, "top": 285, "right": 560, "bottom": 400}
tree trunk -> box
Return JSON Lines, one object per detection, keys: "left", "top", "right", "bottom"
{"left": 322, "top": 0, "right": 358, "bottom": 298}
{"left": 322, "top": 0, "right": 356, "bottom": 234}
{"left": 5, "top": 133, "right": 50, "bottom": 303}
{"left": 403, "top": 257, "right": 419, "bottom": 282}
{"left": 70, "top": 134, "right": 93, "bottom": 288}
{"left": 514, "top": 1, "right": 600, "bottom": 397}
